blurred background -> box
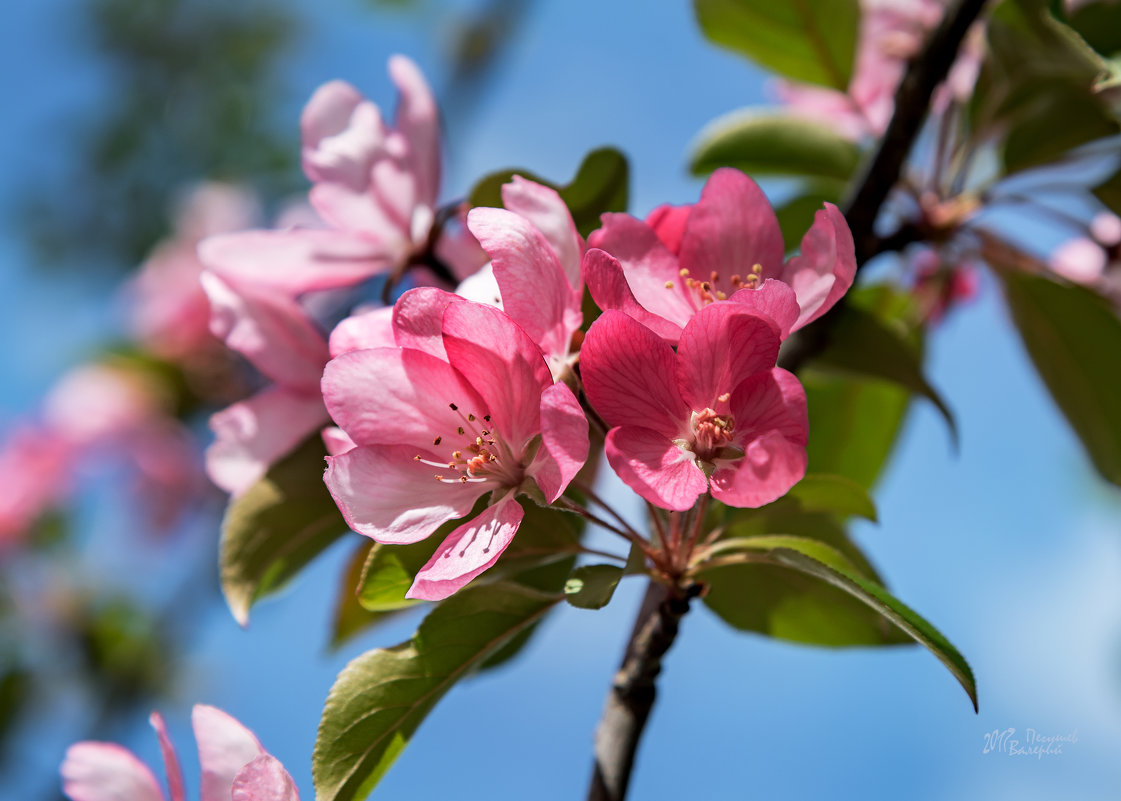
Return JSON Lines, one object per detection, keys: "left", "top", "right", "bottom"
{"left": 2, "top": 0, "right": 1119, "bottom": 798}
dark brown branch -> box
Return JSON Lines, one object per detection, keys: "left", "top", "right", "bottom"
{"left": 780, "top": 0, "right": 990, "bottom": 373}
{"left": 586, "top": 580, "right": 696, "bottom": 801}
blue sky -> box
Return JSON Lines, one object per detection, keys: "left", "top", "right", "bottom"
{"left": 2, "top": 0, "right": 1120, "bottom": 799}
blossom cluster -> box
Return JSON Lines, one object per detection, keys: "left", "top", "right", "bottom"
{"left": 188, "top": 57, "right": 857, "bottom": 602}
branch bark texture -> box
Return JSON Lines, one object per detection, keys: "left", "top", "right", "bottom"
{"left": 586, "top": 580, "right": 692, "bottom": 801}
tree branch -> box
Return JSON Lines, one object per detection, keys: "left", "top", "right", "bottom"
{"left": 780, "top": 0, "right": 990, "bottom": 373}
{"left": 586, "top": 580, "right": 695, "bottom": 801}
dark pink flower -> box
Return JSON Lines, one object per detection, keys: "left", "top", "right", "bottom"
{"left": 322, "top": 299, "right": 588, "bottom": 600}
{"left": 580, "top": 306, "right": 808, "bottom": 511}
{"left": 585, "top": 168, "right": 855, "bottom": 342}
{"left": 61, "top": 705, "right": 298, "bottom": 801}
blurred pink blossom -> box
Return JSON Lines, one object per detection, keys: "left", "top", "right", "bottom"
{"left": 61, "top": 704, "right": 298, "bottom": 801}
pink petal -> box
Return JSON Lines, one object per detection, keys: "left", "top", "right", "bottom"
{"left": 388, "top": 54, "right": 441, "bottom": 210}
{"left": 532, "top": 382, "right": 589, "bottom": 503}
{"left": 454, "top": 263, "right": 504, "bottom": 308}
{"left": 192, "top": 705, "right": 264, "bottom": 801}
{"left": 581, "top": 248, "right": 686, "bottom": 342}
{"left": 321, "top": 347, "right": 485, "bottom": 448}
{"left": 321, "top": 427, "right": 356, "bottom": 456}
{"left": 306, "top": 182, "right": 411, "bottom": 247}
{"left": 199, "top": 230, "right": 394, "bottom": 295}
{"left": 781, "top": 203, "right": 857, "bottom": 330}
{"left": 300, "top": 80, "right": 384, "bottom": 188}
{"left": 605, "top": 426, "right": 707, "bottom": 511}
{"left": 467, "top": 206, "right": 579, "bottom": 365}
{"left": 645, "top": 203, "right": 692, "bottom": 256}
{"left": 407, "top": 494, "right": 523, "bottom": 600}
{"left": 675, "top": 302, "right": 781, "bottom": 414}
{"left": 328, "top": 306, "right": 396, "bottom": 357}
{"left": 324, "top": 444, "right": 483, "bottom": 543}
{"left": 434, "top": 211, "right": 489, "bottom": 282}
{"left": 580, "top": 311, "right": 688, "bottom": 436}
{"left": 201, "top": 272, "right": 328, "bottom": 392}
{"left": 1050, "top": 237, "right": 1107, "bottom": 284}
{"left": 60, "top": 742, "right": 164, "bottom": 801}
{"left": 712, "top": 369, "right": 808, "bottom": 508}
{"left": 206, "top": 388, "right": 327, "bottom": 496}
{"left": 728, "top": 279, "right": 801, "bottom": 340}
{"left": 149, "top": 713, "right": 184, "bottom": 801}
{"left": 678, "top": 169, "right": 785, "bottom": 286}
{"left": 441, "top": 301, "right": 552, "bottom": 449}
{"left": 587, "top": 217, "right": 697, "bottom": 335}
{"left": 501, "top": 176, "right": 584, "bottom": 289}
{"left": 392, "top": 286, "right": 462, "bottom": 358}
{"left": 231, "top": 755, "right": 300, "bottom": 801}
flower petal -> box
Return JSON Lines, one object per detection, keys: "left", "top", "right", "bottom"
{"left": 150, "top": 713, "right": 184, "bottom": 801}
{"left": 300, "top": 80, "right": 384, "bottom": 188}
{"left": 587, "top": 218, "right": 696, "bottom": 335}
{"left": 441, "top": 301, "right": 552, "bottom": 449}
{"left": 407, "top": 494, "right": 523, "bottom": 600}
{"left": 728, "top": 278, "right": 801, "bottom": 340}
{"left": 678, "top": 168, "right": 785, "bottom": 284}
{"left": 501, "top": 176, "right": 584, "bottom": 288}
{"left": 645, "top": 203, "right": 692, "bottom": 256}
{"left": 581, "top": 249, "right": 686, "bottom": 342}
{"left": 201, "top": 272, "right": 328, "bottom": 392}
{"left": 392, "top": 286, "right": 462, "bottom": 358}
{"left": 467, "top": 206, "right": 579, "bottom": 366}
{"left": 781, "top": 203, "right": 857, "bottom": 330}
{"left": 605, "top": 426, "right": 707, "bottom": 511}
{"left": 193, "top": 705, "right": 265, "bottom": 801}
{"left": 532, "top": 382, "right": 589, "bottom": 503}
{"left": 230, "top": 755, "right": 300, "bottom": 801}
{"left": 580, "top": 311, "right": 687, "bottom": 436}
{"left": 322, "top": 347, "right": 484, "bottom": 447}
{"left": 328, "top": 306, "right": 396, "bottom": 358}
{"left": 712, "top": 368, "right": 808, "bottom": 508}
{"left": 206, "top": 388, "right": 327, "bottom": 496}
{"left": 388, "top": 54, "right": 440, "bottom": 211}
{"left": 324, "top": 444, "right": 483, "bottom": 543}
{"left": 60, "top": 743, "right": 164, "bottom": 801}
{"left": 675, "top": 302, "right": 781, "bottom": 414}
{"left": 199, "top": 230, "right": 394, "bottom": 295}
{"left": 321, "top": 427, "right": 356, "bottom": 456}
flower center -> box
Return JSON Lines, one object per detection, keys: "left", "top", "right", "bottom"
{"left": 414, "top": 403, "right": 523, "bottom": 488}
{"left": 662, "top": 263, "right": 764, "bottom": 309}
{"left": 690, "top": 407, "right": 735, "bottom": 458}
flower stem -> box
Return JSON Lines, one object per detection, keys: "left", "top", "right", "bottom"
{"left": 586, "top": 579, "right": 696, "bottom": 801}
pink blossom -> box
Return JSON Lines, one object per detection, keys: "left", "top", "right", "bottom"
{"left": 1050, "top": 237, "right": 1108, "bottom": 284}
{"left": 321, "top": 299, "right": 588, "bottom": 601}
{"left": 465, "top": 177, "right": 586, "bottom": 379}
{"left": 128, "top": 183, "right": 259, "bottom": 361}
{"left": 199, "top": 56, "right": 484, "bottom": 301}
{"left": 585, "top": 168, "right": 855, "bottom": 343}
{"left": 580, "top": 306, "right": 808, "bottom": 511}
{"left": 61, "top": 705, "right": 298, "bottom": 801}
{"left": 0, "top": 425, "right": 73, "bottom": 553}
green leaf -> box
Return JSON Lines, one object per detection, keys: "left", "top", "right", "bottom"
{"left": 313, "top": 584, "right": 561, "bottom": 801}
{"left": 766, "top": 546, "right": 978, "bottom": 711}
{"left": 1002, "top": 82, "right": 1119, "bottom": 174}
{"left": 332, "top": 541, "right": 408, "bottom": 650}
{"left": 693, "top": 0, "right": 859, "bottom": 90}
{"left": 811, "top": 304, "right": 958, "bottom": 445}
{"left": 697, "top": 537, "right": 978, "bottom": 710}
{"left": 220, "top": 435, "right": 350, "bottom": 625}
{"left": 1001, "top": 270, "right": 1121, "bottom": 486}
{"left": 564, "top": 564, "right": 624, "bottom": 609}
{"left": 691, "top": 112, "right": 862, "bottom": 182}
{"left": 1067, "top": 0, "right": 1121, "bottom": 59}
{"left": 467, "top": 147, "right": 629, "bottom": 237}
{"left": 624, "top": 541, "right": 648, "bottom": 576}
{"left": 786, "top": 473, "right": 877, "bottom": 522}
{"left": 358, "top": 539, "right": 440, "bottom": 613}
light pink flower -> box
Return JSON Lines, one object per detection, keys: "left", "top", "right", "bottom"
{"left": 322, "top": 299, "right": 588, "bottom": 601}
{"left": 0, "top": 425, "right": 73, "bottom": 553}
{"left": 61, "top": 705, "right": 298, "bottom": 801}
{"left": 129, "top": 183, "right": 259, "bottom": 361}
{"left": 199, "top": 56, "right": 483, "bottom": 301}
{"left": 1049, "top": 237, "right": 1108, "bottom": 284}
{"left": 465, "top": 177, "right": 586, "bottom": 379}
{"left": 585, "top": 168, "right": 855, "bottom": 343}
{"left": 581, "top": 306, "right": 808, "bottom": 511}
